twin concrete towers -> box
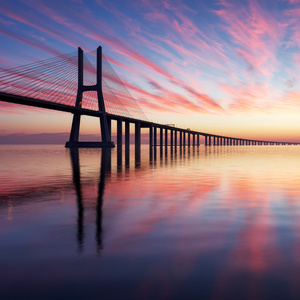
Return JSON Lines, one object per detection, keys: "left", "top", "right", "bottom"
{"left": 65, "top": 46, "right": 115, "bottom": 148}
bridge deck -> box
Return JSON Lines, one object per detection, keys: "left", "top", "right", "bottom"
{"left": 0, "top": 91, "right": 298, "bottom": 145}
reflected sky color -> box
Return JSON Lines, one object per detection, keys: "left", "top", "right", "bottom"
{"left": 0, "top": 0, "right": 299, "bottom": 141}
{"left": 1, "top": 145, "right": 300, "bottom": 299}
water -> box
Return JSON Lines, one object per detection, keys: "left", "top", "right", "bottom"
{"left": 1, "top": 144, "right": 300, "bottom": 299}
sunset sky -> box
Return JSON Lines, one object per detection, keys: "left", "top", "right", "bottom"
{"left": 0, "top": 0, "right": 299, "bottom": 142}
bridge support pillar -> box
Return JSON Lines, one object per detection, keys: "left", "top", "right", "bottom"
{"left": 165, "top": 128, "right": 168, "bottom": 147}
{"left": 66, "top": 46, "right": 114, "bottom": 148}
{"left": 153, "top": 126, "right": 157, "bottom": 148}
{"left": 125, "top": 121, "right": 130, "bottom": 165}
{"left": 149, "top": 125, "right": 153, "bottom": 147}
{"left": 159, "top": 127, "right": 163, "bottom": 156}
{"left": 180, "top": 131, "right": 183, "bottom": 147}
{"left": 117, "top": 119, "right": 122, "bottom": 150}
{"left": 149, "top": 125, "right": 153, "bottom": 160}
{"left": 117, "top": 119, "right": 122, "bottom": 168}
{"left": 125, "top": 121, "right": 130, "bottom": 150}
{"left": 107, "top": 117, "right": 111, "bottom": 141}
{"left": 135, "top": 122, "right": 141, "bottom": 163}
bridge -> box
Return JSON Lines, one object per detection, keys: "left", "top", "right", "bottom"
{"left": 0, "top": 46, "right": 298, "bottom": 154}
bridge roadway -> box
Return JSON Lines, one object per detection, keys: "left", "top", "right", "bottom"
{"left": 1, "top": 91, "right": 299, "bottom": 147}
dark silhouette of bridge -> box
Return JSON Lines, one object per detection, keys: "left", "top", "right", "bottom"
{"left": 0, "top": 46, "right": 298, "bottom": 152}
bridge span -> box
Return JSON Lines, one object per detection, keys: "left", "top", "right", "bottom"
{"left": 0, "top": 46, "right": 298, "bottom": 150}
{"left": 0, "top": 90, "right": 297, "bottom": 149}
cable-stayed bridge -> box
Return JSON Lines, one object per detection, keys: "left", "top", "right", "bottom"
{"left": 0, "top": 46, "right": 298, "bottom": 152}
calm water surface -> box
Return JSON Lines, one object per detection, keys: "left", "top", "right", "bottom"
{"left": 1, "top": 144, "right": 300, "bottom": 300}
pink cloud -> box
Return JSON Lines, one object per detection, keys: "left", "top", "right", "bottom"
{"left": 295, "top": 53, "right": 300, "bottom": 67}
{"left": 96, "top": 0, "right": 229, "bottom": 82}
{"left": 103, "top": 55, "right": 138, "bottom": 75}
{"left": 285, "top": 8, "right": 300, "bottom": 50}
{"left": 0, "top": 27, "right": 62, "bottom": 57}
{"left": 214, "top": 0, "right": 284, "bottom": 77}
{"left": 164, "top": 39, "right": 223, "bottom": 70}
{"left": 23, "top": 0, "right": 178, "bottom": 83}
{"left": 145, "top": 1, "right": 230, "bottom": 65}
{"left": 0, "top": 54, "right": 20, "bottom": 68}
{"left": 220, "top": 82, "right": 273, "bottom": 113}
{"left": 276, "top": 91, "right": 300, "bottom": 109}
{"left": 103, "top": 54, "right": 220, "bottom": 115}
{"left": 0, "top": 102, "right": 28, "bottom": 114}
{"left": 179, "top": 84, "right": 224, "bottom": 111}
{"left": 1, "top": 7, "right": 81, "bottom": 50}
{"left": 221, "top": 81, "right": 300, "bottom": 115}
{"left": 103, "top": 69, "right": 216, "bottom": 115}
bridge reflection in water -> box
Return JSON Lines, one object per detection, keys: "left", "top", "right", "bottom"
{"left": 68, "top": 142, "right": 297, "bottom": 255}
{"left": 2, "top": 145, "right": 300, "bottom": 299}
{"left": 69, "top": 147, "right": 112, "bottom": 253}
{"left": 68, "top": 144, "right": 199, "bottom": 253}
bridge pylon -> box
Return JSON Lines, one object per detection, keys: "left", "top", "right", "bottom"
{"left": 65, "top": 46, "right": 115, "bottom": 148}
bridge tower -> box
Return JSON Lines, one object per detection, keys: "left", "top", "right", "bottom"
{"left": 65, "top": 46, "right": 115, "bottom": 148}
